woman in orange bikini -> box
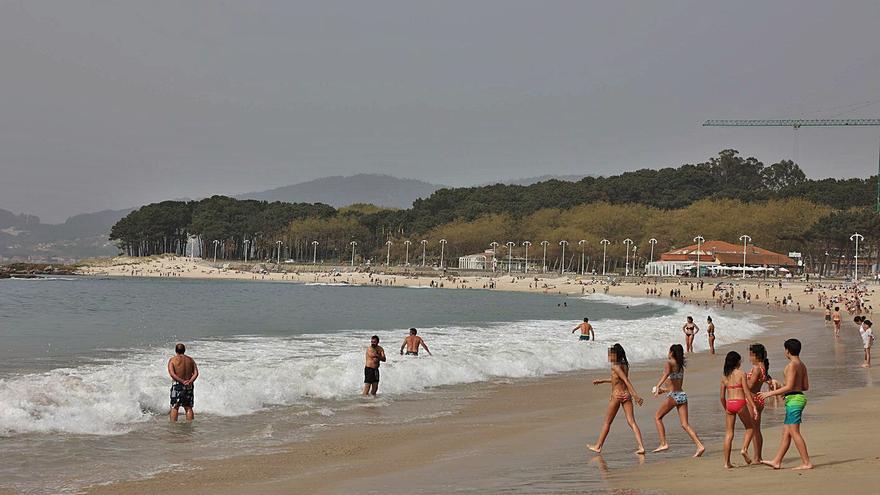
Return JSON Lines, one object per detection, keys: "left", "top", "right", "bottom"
{"left": 741, "top": 343, "right": 770, "bottom": 464}
{"left": 720, "top": 351, "right": 758, "bottom": 468}
{"left": 588, "top": 344, "right": 646, "bottom": 455}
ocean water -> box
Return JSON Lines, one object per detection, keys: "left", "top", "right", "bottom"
{"left": 0, "top": 277, "right": 765, "bottom": 493}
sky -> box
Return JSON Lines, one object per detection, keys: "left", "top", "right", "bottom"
{"left": 2, "top": 1, "right": 879, "bottom": 223}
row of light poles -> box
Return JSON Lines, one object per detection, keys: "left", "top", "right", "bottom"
{"left": 229, "top": 233, "right": 873, "bottom": 282}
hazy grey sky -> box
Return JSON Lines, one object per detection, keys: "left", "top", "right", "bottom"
{"left": 2, "top": 1, "right": 879, "bottom": 222}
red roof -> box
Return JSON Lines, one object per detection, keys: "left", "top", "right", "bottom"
{"left": 659, "top": 240, "right": 796, "bottom": 266}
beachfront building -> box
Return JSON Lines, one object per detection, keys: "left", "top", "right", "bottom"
{"left": 458, "top": 250, "right": 530, "bottom": 272}
{"left": 645, "top": 240, "right": 796, "bottom": 277}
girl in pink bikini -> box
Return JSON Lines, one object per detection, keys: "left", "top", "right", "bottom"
{"left": 720, "top": 351, "right": 758, "bottom": 468}
{"left": 741, "top": 343, "right": 770, "bottom": 464}
{"left": 588, "top": 344, "right": 646, "bottom": 455}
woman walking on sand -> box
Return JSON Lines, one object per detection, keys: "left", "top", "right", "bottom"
{"left": 682, "top": 316, "right": 699, "bottom": 353}
{"left": 651, "top": 344, "right": 705, "bottom": 457}
{"left": 588, "top": 344, "right": 646, "bottom": 455}
{"left": 720, "top": 351, "right": 758, "bottom": 468}
{"left": 706, "top": 316, "right": 716, "bottom": 355}
{"left": 740, "top": 343, "right": 770, "bottom": 463}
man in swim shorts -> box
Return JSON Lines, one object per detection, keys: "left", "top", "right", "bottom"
{"left": 363, "top": 335, "right": 386, "bottom": 396}
{"left": 400, "top": 328, "right": 432, "bottom": 356}
{"left": 758, "top": 339, "right": 812, "bottom": 470}
{"left": 168, "top": 343, "right": 199, "bottom": 422}
{"left": 572, "top": 318, "right": 595, "bottom": 341}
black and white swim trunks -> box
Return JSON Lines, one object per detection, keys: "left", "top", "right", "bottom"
{"left": 170, "top": 382, "right": 194, "bottom": 408}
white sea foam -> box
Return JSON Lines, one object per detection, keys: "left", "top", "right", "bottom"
{"left": 0, "top": 295, "right": 765, "bottom": 436}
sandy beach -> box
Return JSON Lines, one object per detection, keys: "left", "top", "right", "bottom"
{"left": 76, "top": 256, "right": 879, "bottom": 495}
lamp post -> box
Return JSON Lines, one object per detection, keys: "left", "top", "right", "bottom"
{"left": 312, "top": 240, "right": 319, "bottom": 264}
{"left": 213, "top": 239, "right": 219, "bottom": 263}
{"left": 739, "top": 234, "right": 752, "bottom": 279}
{"left": 276, "top": 240, "right": 283, "bottom": 265}
{"left": 649, "top": 238, "right": 657, "bottom": 263}
{"left": 623, "top": 238, "right": 633, "bottom": 276}
{"left": 850, "top": 232, "right": 864, "bottom": 283}
{"left": 439, "top": 239, "right": 447, "bottom": 269}
{"left": 385, "top": 240, "right": 393, "bottom": 266}
{"left": 541, "top": 240, "right": 549, "bottom": 273}
{"left": 559, "top": 240, "right": 569, "bottom": 274}
{"left": 578, "top": 240, "right": 587, "bottom": 275}
{"left": 522, "top": 241, "right": 531, "bottom": 273}
{"left": 243, "top": 239, "right": 250, "bottom": 263}
{"left": 506, "top": 241, "right": 515, "bottom": 274}
{"left": 421, "top": 240, "right": 427, "bottom": 266}
{"left": 600, "top": 239, "right": 610, "bottom": 275}
{"left": 693, "top": 235, "right": 704, "bottom": 279}
{"left": 404, "top": 240, "right": 411, "bottom": 266}
{"left": 350, "top": 241, "right": 357, "bottom": 267}
{"left": 632, "top": 245, "right": 638, "bottom": 276}
{"left": 490, "top": 241, "right": 499, "bottom": 272}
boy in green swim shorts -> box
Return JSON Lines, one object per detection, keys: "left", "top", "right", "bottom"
{"left": 757, "top": 339, "right": 812, "bottom": 470}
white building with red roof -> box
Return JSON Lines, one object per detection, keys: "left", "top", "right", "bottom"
{"left": 646, "top": 240, "right": 796, "bottom": 277}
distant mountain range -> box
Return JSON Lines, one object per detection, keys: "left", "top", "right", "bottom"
{"left": 0, "top": 207, "right": 133, "bottom": 262}
{"left": 1, "top": 173, "right": 588, "bottom": 261}
{"left": 235, "top": 174, "right": 441, "bottom": 209}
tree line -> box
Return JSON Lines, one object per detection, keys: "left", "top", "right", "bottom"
{"left": 109, "top": 149, "right": 880, "bottom": 274}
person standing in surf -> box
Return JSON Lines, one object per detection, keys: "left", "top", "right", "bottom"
{"left": 706, "top": 316, "right": 716, "bottom": 355}
{"left": 363, "top": 335, "right": 386, "bottom": 396}
{"left": 572, "top": 318, "right": 595, "bottom": 341}
{"left": 682, "top": 316, "right": 699, "bottom": 353}
{"left": 168, "top": 343, "right": 199, "bottom": 422}
{"left": 587, "top": 344, "right": 646, "bottom": 455}
{"left": 400, "top": 328, "right": 432, "bottom": 356}
{"left": 651, "top": 344, "right": 705, "bottom": 457}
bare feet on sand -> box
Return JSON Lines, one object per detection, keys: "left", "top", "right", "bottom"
{"left": 723, "top": 463, "right": 733, "bottom": 469}
{"left": 635, "top": 448, "right": 646, "bottom": 455}
{"left": 792, "top": 464, "right": 814, "bottom": 470}
{"left": 652, "top": 444, "right": 669, "bottom": 453}
{"left": 741, "top": 449, "right": 753, "bottom": 465}
{"left": 761, "top": 460, "right": 781, "bottom": 469}
{"left": 587, "top": 444, "right": 601, "bottom": 453}
{"left": 694, "top": 446, "right": 705, "bottom": 457}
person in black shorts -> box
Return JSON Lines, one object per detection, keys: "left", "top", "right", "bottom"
{"left": 167, "top": 343, "right": 199, "bottom": 422}
{"left": 363, "top": 335, "right": 386, "bottom": 396}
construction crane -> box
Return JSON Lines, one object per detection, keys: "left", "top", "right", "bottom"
{"left": 703, "top": 118, "right": 880, "bottom": 212}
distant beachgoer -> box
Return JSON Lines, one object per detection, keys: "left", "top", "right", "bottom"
{"left": 706, "top": 316, "right": 716, "bottom": 355}
{"left": 860, "top": 319, "right": 874, "bottom": 367}
{"left": 651, "top": 344, "right": 704, "bottom": 457}
{"left": 832, "top": 307, "right": 842, "bottom": 336}
{"left": 400, "top": 328, "right": 432, "bottom": 356}
{"left": 572, "top": 318, "right": 595, "bottom": 341}
{"left": 824, "top": 305, "right": 832, "bottom": 326}
{"left": 168, "top": 343, "right": 199, "bottom": 422}
{"left": 741, "top": 343, "right": 770, "bottom": 464}
{"left": 758, "top": 339, "right": 812, "bottom": 470}
{"left": 682, "top": 316, "right": 699, "bottom": 353}
{"left": 720, "top": 351, "right": 758, "bottom": 468}
{"left": 363, "top": 335, "right": 386, "bottom": 396}
{"left": 587, "top": 344, "right": 646, "bottom": 455}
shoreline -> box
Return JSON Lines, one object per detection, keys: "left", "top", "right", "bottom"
{"left": 71, "top": 257, "right": 880, "bottom": 494}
